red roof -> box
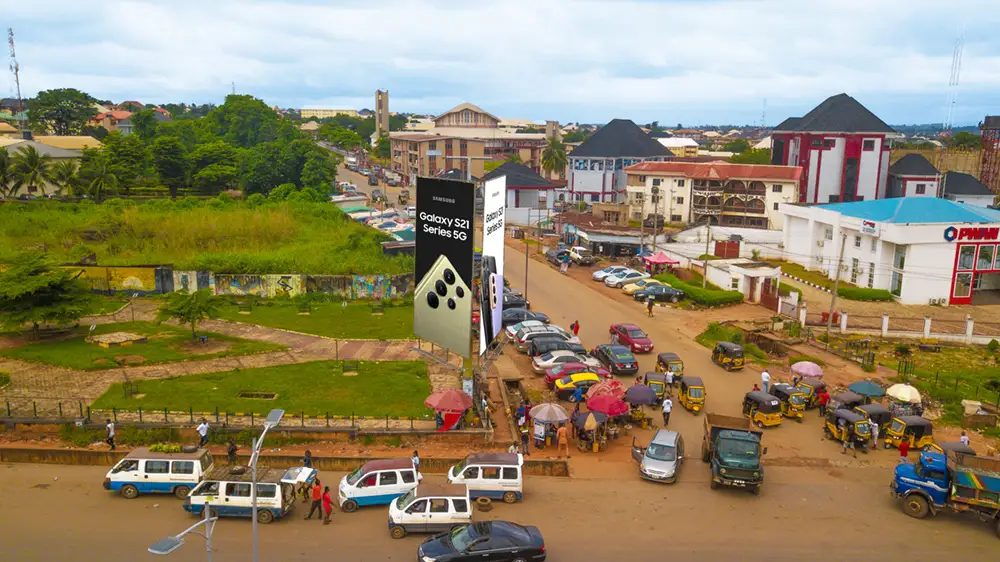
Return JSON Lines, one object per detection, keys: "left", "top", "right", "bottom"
{"left": 626, "top": 161, "right": 803, "bottom": 181}
{"left": 94, "top": 110, "right": 133, "bottom": 121}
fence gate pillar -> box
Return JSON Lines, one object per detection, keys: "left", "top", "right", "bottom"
{"left": 839, "top": 312, "right": 848, "bottom": 334}
{"left": 881, "top": 314, "right": 889, "bottom": 338}
{"left": 777, "top": 296, "right": 785, "bottom": 315}
{"left": 799, "top": 304, "right": 807, "bottom": 326}
{"left": 923, "top": 316, "right": 932, "bottom": 338}
{"left": 965, "top": 315, "right": 974, "bottom": 344}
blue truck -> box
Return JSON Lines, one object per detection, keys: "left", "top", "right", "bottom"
{"left": 891, "top": 450, "right": 1000, "bottom": 538}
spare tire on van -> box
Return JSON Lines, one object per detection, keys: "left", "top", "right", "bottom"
{"left": 181, "top": 444, "right": 199, "bottom": 454}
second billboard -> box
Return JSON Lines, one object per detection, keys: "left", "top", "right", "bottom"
{"left": 479, "top": 176, "right": 506, "bottom": 355}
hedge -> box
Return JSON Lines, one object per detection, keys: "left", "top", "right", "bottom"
{"left": 654, "top": 273, "right": 744, "bottom": 306}
{"left": 837, "top": 287, "right": 894, "bottom": 301}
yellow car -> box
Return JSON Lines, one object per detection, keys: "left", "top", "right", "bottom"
{"left": 622, "top": 278, "right": 663, "bottom": 295}
{"left": 554, "top": 372, "right": 602, "bottom": 402}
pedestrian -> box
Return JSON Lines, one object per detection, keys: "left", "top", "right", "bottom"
{"left": 818, "top": 391, "right": 830, "bottom": 417}
{"left": 646, "top": 296, "right": 655, "bottom": 317}
{"left": 760, "top": 370, "right": 771, "bottom": 394}
{"left": 305, "top": 478, "right": 323, "bottom": 520}
{"left": 572, "top": 385, "right": 584, "bottom": 404}
{"left": 661, "top": 396, "right": 673, "bottom": 426}
{"left": 665, "top": 371, "right": 673, "bottom": 397}
{"left": 842, "top": 433, "right": 857, "bottom": 458}
{"left": 507, "top": 442, "right": 519, "bottom": 454}
{"left": 196, "top": 419, "right": 210, "bottom": 448}
{"left": 322, "top": 486, "right": 333, "bottom": 525}
{"left": 570, "top": 320, "right": 580, "bottom": 336}
{"left": 411, "top": 450, "right": 420, "bottom": 472}
{"left": 524, "top": 400, "right": 533, "bottom": 420}
{"left": 899, "top": 440, "right": 911, "bottom": 464}
{"left": 519, "top": 425, "right": 530, "bottom": 456}
{"left": 105, "top": 418, "right": 116, "bottom": 451}
{"left": 792, "top": 374, "right": 802, "bottom": 387}
{"left": 871, "top": 421, "right": 880, "bottom": 449}
{"left": 227, "top": 440, "right": 238, "bottom": 465}
{"left": 556, "top": 423, "right": 570, "bottom": 459}
{"left": 302, "top": 450, "right": 313, "bottom": 469}
{"left": 751, "top": 383, "right": 760, "bottom": 392}
{"left": 960, "top": 431, "right": 970, "bottom": 446}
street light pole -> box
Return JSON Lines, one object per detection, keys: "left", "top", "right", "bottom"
{"left": 148, "top": 499, "right": 217, "bottom": 561}
{"left": 250, "top": 409, "right": 284, "bottom": 562}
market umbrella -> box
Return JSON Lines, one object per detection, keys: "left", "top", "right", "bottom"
{"left": 792, "top": 361, "right": 824, "bottom": 379}
{"left": 624, "top": 384, "right": 658, "bottom": 405}
{"left": 886, "top": 383, "right": 922, "bottom": 404}
{"left": 586, "top": 379, "right": 626, "bottom": 400}
{"left": 529, "top": 403, "right": 569, "bottom": 424}
{"left": 586, "top": 394, "right": 630, "bottom": 416}
{"left": 848, "top": 380, "right": 886, "bottom": 398}
{"left": 424, "top": 389, "right": 473, "bottom": 413}
{"left": 572, "top": 411, "right": 608, "bottom": 431}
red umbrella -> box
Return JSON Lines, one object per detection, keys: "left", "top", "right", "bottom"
{"left": 586, "top": 394, "right": 629, "bottom": 416}
{"left": 586, "top": 379, "right": 626, "bottom": 400}
{"left": 424, "top": 389, "right": 473, "bottom": 413}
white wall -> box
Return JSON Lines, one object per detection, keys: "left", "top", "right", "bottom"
{"left": 817, "top": 139, "right": 844, "bottom": 203}
{"left": 705, "top": 264, "right": 734, "bottom": 291}
{"left": 763, "top": 182, "right": 797, "bottom": 229}
{"left": 901, "top": 178, "right": 939, "bottom": 198}
{"left": 898, "top": 243, "right": 955, "bottom": 304}
{"left": 945, "top": 193, "right": 995, "bottom": 208}
{"left": 857, "top": 139, "right": 880, "bottom": 200}
{"left": 807, "top": 150, "right": 819, "bottom": 203}
{"left": 570, "top": 169, "right": 607, "bottom": 200}
{"left": 783, "top": 216, "right": 813, "bottom": 269}
{"left": 878, "top": 148, "right": 891, "bottom": 199}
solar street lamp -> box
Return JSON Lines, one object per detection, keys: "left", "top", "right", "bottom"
{"left": 250, "top": 409, "right": 284, "bottom": 562}
{"left": 148, "top": 499, "right": 217, "bottom": 560}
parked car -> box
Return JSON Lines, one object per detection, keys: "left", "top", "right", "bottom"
{"left": 501, "top": 308, "right": 550, "bottom": 328}
{"left": 359, "top": 168, "right": 371, "bottom": 176}
{"left": 368, "top": 174, "right": 379, "bottom": 187}
{"left": 623, "top": 278, "right": 663, "bottom": 295}
{"left": 544, "top": 363, "right": 611, "bottom": 388}
{"left": 528, "top": 338, "right": 587, "bottom": 359}
{"left": 554, "top": 372, "right": 603, "bottom": 401}
{"left": 533, "top": 351, "right": 601, "bottom": 374}
{"left": 605, "top": 269, "right": 649, "bottom": 288}
{"left": 502, "top": 293, "right": 530, "bottom": 310}
{"left": 370, "top": 189, "right": 384, "bottom": 201}
{"left": 505, "top": 320, "right": 547, "bottom": 340}
{"left": 513, "top": 326, "right": 579, "bottom": 353}
{"left": 569, "top": 246, "right": 595, "bottom": 265}
{"left": 546, "top": 249, "right": 570, "bottom": 265}
{"left": 643, "top": 214, "right": 666, "bottom": 229}
{"left": 592, "top": 265, "right": 629, "bottom": 282}
{"left": 610, "top": 323, "right": 654, "bottom": 353}
{"left": 591, "top": 344, "right": 639, "bottom": 376}
{"left": 416, "top": 521, "right": 546, "bottom": 562}
{"left": 634, "top": 284, "right": 685, "bottom": 303}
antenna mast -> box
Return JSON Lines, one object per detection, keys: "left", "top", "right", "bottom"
{"left": 944, "top": 31, "right": 964, "bottom": 134}
{"left": 231, "top": 82, "right": 236, "bottom": 96}
{"left": 8, "top": 28, "right": 23, "bottom": 134}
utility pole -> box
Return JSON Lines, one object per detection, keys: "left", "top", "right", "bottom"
{"left": 825, "top": 233, "right": 848, "bottom": 345}
{"left": 702, "top": 224, "right": 711, "bottom": 288}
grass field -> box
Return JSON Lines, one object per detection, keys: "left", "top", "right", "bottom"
{"left": 215, "top": 301, "right": 415, "bottom": 339}
{"left": 91, "top": 360, "right": 432, "bottom": 417}
{"left": 0, "top": 321, "right": 286, "bottom": 370}
{"left": 695, "top": 322, "right": 769, "bottom": 364}
{"left": 87, "top": 296, "right": 129, "bottom": 316}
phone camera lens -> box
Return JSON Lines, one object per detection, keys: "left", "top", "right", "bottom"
{"left": 426, "top": 292, "right": 439, "bottom": 309}
{"left": 455, "top": 287, "right": 465, "bottom": 298}
{"left": 444, "top": 269, "right": 456, "bottom": 284}
{"left": 435, "top": 280, "right": 447, "bottom": 297}
{"left": 447, "top": 298, "right": 456, "bottom": 310}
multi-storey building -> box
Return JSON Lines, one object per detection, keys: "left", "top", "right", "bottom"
{"left": 375, "top": 90, "right": 390, "bottom": 139}
{"left": 300, "top": 108, "right": 358, "bottom": 119}
{"left": 565, "top": 119, "right": 671, "bottom": 204}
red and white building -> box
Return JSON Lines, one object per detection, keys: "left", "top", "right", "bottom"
{"left": 885, "top": 153, "right": 941, "bottom": 198}
{"left": 771, "top": 93, "right": 896, "bottom": 204}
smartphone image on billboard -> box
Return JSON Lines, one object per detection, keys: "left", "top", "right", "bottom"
{"left": 414, "top": 254, "right": 473, "bottom": 354}
{"left": 479, "top": 255, "right": 503, "bottom": 345}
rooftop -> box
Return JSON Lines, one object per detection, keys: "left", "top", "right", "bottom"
{"left": 558, "top": 211, "right": 679, "bottom": 236}
{"left": 34, "top": 135, "right": 101, "bottom": 150}
{"left": 389, "top": 128, "right": 546, "bottom": 142}
{"left": 434, "top": 102, "right": 500, "bottom": 123}
{"left": 569, "top": 119, "right": 671, "bottom": 158}
{"left": 818, "top": 197, "right": 1000, "bottom": 225}
{"left": 943, "top": 171, "right": 993, "bottom": 197}
{"left": 482, "top": 162, "right": 554, "bottom": 189}
{"left": 889, "top": 153, "right": 939, "bottom": 177}
{"left": 772, "top": 93, "right": 895, "bottom": 134}
{"left": 0, "top": 139, "right": 82, "bottom": 158}
{"left": 626, "top": 161, "right": 803, "bottom": 181}
{"left": 656, "top": 137, "right": 699, "bottom": 148}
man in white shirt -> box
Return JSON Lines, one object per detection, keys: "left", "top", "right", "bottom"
{"left": 761, "top": 370, "right": 771, "bottom": 394}
{"left": 871, "top": 421, "right": 880, "bottom": 449}
{"left": 105, "top": 418, "right": 116, "bottom": 451}
{"left": 661, "top": 397, "right": 673, "bottom": 426}
{"left": 196, "top": 420, "right": 210, "bottom": 447}
{"left": 665, "top": 372, "right": 674, "bottom": 397}
{"left": 960, "top": 431, "right": 970, "bottom": 446}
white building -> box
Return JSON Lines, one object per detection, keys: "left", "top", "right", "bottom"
{"left": 780, "top": 198, "right": 1000, "bottom": 305}
{"left": 886, "top": 153, "right": 940, "bottom": 198}
{"left": 941, "top": 171, "right": 996, "bottom": 208}
{"left": 565, "top": 119, "right": 671, "bottom": 204}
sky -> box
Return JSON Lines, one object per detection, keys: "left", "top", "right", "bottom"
{"left": 4, "top": 0, "right": 1000, "bottom": 126}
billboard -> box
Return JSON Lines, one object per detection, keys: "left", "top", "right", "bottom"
{"left": 479, "top": 176, "right": 506, "bottom": 355}
{"left": 414, "top": 177, "right": 475, "bottom": 357}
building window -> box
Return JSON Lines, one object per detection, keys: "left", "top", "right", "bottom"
{"left": 445, "top": 141, "right": 452, "bottom": 150}
{"left": 828, "top": 195, "right": 840, "bottom": 203}
{"left": 671, "top": 214, "right": 682, "bottom": 222}
{"left": 460, "top": 142, "right": 467, "bottom": 150}
{"left": 638, "top": 176, "right": 646, "bottom": 182}
{"left": 824, "top": 228, "right": 833, "bottom": 241}
{"left": 868, "top": 262, "right": 875, "bottom": 288}
{"left": 823, "top": 139, "right": 835, "bottom": 148}
{"left": 850, "top": 258, "right": 859, "bottom": 284}
{"left": 675, "top": 197, "right": 684, "bottom": 204}
{"left": 652, "top": 179, "right": 661, "bottom": 186}
{"left": 977, "top": 245, "right": 995, "bottom": 270}
{"left": 870, "top": 238, "right": 877, "bottom": 253}
{"left": 590, "top": 194, "right": 600, "bottom": 202}
{"left": 429, "top": 142, "right": 436, "bottom": 150}
{"left": 731, "top": 278, "right": 740, "bottom": 290}
{"left": 863, "top": 139, "right": 876, "bottom": 151}
{"left": 954, "top": 272, "right": 972, "bottom": 298}
{"left": 855, "top": 196, "right": 864, "bottom": 201}
{"left": 915, "top": 184, "right": 926, "bottom": 195}
{"left": 811, "top": 139, "right": 822, "bottom": 148}
{"left": 634, "top": 193, "right": 644, "bottom": 202}
{"left": 676, "top": 179, "right": 685, "bottom": 187}
{"left": 854, "top": 235, "right": 861, "bottom": 248}
{"left": 771, "top": 184, "right": 782, "bottom": 193}
{"left": 958, "top": 245, "right": 975, "bottom": 270}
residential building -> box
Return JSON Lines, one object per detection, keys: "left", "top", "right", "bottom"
{"left": 115, "top": 100, "right": 145, "bottom": 112}
{"left": 656, "top": 137, "right": 699, "bottom": 158}
{"left": 482, "top": 161, "right": 556, "bottom": 211}
{"left": 90, "top": 110, "right": 133, "bottom": 132}
{"left": 118, "top": 110, "right": 172, "bottom": 136}
{"left": 885, "top": 154, "right": 941, "bottom": 198}
{"left": 555, "top": 210, "right": 670, "bottom": 257}
{"left": 780, "top": 198, "right": 1000, "bottom": 305}
{"left": 300, "top": 108, "right": 358, "bottom": 119}
{"left": 34, "top": 136, "right": 101, "bottom": 150}
{"left": 567, "top": 119, "right": 671, "bottom": 204}
{"left": 771, "top": 93, "right": 896, "bottom": 204}
{"left": 624, "top": 161, "right": 802, "bottom": 230}
{"left": 389, "top": 133, "right": 486, "bottom": 185}
{"left": 375, "top": 90, "right": 390, "bottom": 139}
{"left": 0, "top": 121, "right": 18, "bottom": 138}
{"left": 942, "top": 171, "right": 996, "bottom": 208}
{"left": 0, "top": 139, "right": 83, "bottom": 195}
{"left": 299, "top": 120, "right": 320, "bottom": 137}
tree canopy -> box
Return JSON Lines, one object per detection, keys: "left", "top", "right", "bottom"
{"left": 722, "top": 139, "right": 751, "bottom": 153}
{"left": 728, "top": 148, "right": 771, "bottom": 165}
{"left": 944, "top": 131, "right": 981, "bottom": 150}
{"left": 155, "top": 289, "right": 224, "bottom": 337}
{"left": 0, "top": 252, "right": 94, "bottom": 334}
{"left": 28, "top": 88, "right": 97, "bottom": 135}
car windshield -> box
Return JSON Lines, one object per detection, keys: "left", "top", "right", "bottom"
{"left": 718, "top": 440, "right": 758, "bottom": 459}
{"left": 551, "top": 365, "right": 568, "bottom": 376}
{"left": 645, "top": 443, "right": 676, "bottom": 461}
{"left": 627, "top": 329, "right": 647, "bottom": 338}
{"left": 667, "top": 363, "right": 682, "bottom": 373}
{"left": 397, "top": 488, "right": 417, "bottom": 508}
{"left": 611, "top": 350, "right": 634, "bottom": 361}
{"left": 856, "top": 422, "right": 871, "bottom": 434}
{"left": 601, "top": 266, "right": 616, "bottom": 273}
{"left": 540, "top": 353, "right": 554, "bottom": 361}
{"left": 449, "top": 525, "right": 480, "bottom": 552}
{"left": 789, "top": 394, "right": 806, "bottom": 405}
{"left": 558, "top": 376, "right": 574, "bottom": 385}
{"left": 648, "top": 381, "right": 664, "bottom": 391}
{"left": 346, "top": 466, "right": 364, "bottom": 485}
{"left": 890, "top": 419, "right": 905, "bottom": 433}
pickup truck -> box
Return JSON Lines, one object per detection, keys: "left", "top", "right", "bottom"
{"left": 892, "top": 450, "right": 1000, "bottom": 538}
{"left": 701, "top": 413, "right": 765, "bottom": 494}
{"left": 569, "top": 246, "right": 595, "bottom": 265}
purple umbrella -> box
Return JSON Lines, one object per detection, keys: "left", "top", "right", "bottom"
{"left": 791, "top": 361, "right": 823, "bottom": 379}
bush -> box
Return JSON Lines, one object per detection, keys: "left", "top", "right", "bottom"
{"left": 895, "top": 344, "right": 911, "bottom": 357}
{"left": 862, "top": 363, "right": 877, "bottom": 373}
{"left": 653, "top": 273, "right": 743, "bottom": 306}
{"left": 988, "top": 339, "right": 1000, "bottom": 352}
{"left": 0, "top": 371, "right": 10, "bottom": 388}
{"left": 837, "top": 287, "right": 894, "bottom": 301}
{"left": 744, "top": 343, "right": 767, "bottom": 361}
{"left": 788, "top": 355, "right": 825, "bottom": 367}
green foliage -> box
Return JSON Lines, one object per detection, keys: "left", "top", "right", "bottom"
{"left": 207, "top": 94, "right": 281, "bottom": 148}
{"left": 373, "top": 134, "right": 390, "bottom": 160}
{"left": 193, "top": 163, "right": 238, "bottom": 193}
{"left": 895, "top": 344, "right": 911, "bottom": 357}
{"left": 777, "top": 282, "right": 800, "bottom": 296}
{"left": 744, "top": 343, "right": 767, "bottom": 361}
{"left": 0, "top": 371, "right": 10, "bottom": 388}
{"left": 102, "top": 132, "right": 151, "bottom": 194}
{"left": 156, "top": 289, "right": 225, "bottom": 337}
{"left": 483, "top": 161, "right": 502, "bottom": 173}
{"left": 862, "top": 363, "right": 877, "bottom": 373}
{"left": 78, "top": 150, "right": 119, "bottom": 202}
{"left": 786, "top": 321, "right": 802, "bottom": 338}
{"left": 149, "top": 443, "right": 182, "bottom": 453}
{"left": 58, "top": 424, "right": 180, "bottom": 448}
{"left": 695, "top": 321, "right": 742, "bottom": 347}
{"left": 318, "top": 124, "right": 363, "bottom": 149}
{"left": 28, "top": 88, "right": 97, "bottom": 136}
{"left": 944, "top": 131, "right": 981, "bottom": 150}
{"left": 837, "top": 287, "right": 894, "bottom": 301}
{"left": 788, "top": 355, "right": 825, "bottom": 367}
{"left": 150, "top": 136, "right": 188, "bottom": 197}
{"left": 0, "top": 252, "right": 94, "bottom": 333}
{"left": 50, "top": 160, "right": 81, "bottom": 197}
{"left": 11, "top": 144, "right": 54, "bottom": 195}
{"left": 504, "top": 152, "right": 523, "bottom": 164}
{"left": 189, "top": 140, "right": 239, "bottom": 171}
{"left": 300, "top": 155, "right": 336, "bottom": 192}
{"left": 130, "top": 109, "right": 159, "bottom": 140}
{"left": 728, "top": 148, "right": 771, "bottom": 165}
{"left": 0, "top": 149, "right": 14, "bottom": 198}
{"left": 216, "top": 300, "right": 414, "bottom": 339}
{"left": 988, "top": 339, "right": 1000, "bottom": 353}
{"left": 562, "top": 130, "right": 590, "bottom": 143}
{"left": 653, "top": 273, "right": 743, "bottom": 306}
{"left": 722, "top": 139, "right": 751, "bottom": 153}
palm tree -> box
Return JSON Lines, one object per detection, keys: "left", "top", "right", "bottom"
{"left": 0, "top": 149, "right": 14, "bottom": 198}
{"left": 51, "top": 160, "right": 80, "bottom": 198}
{"left": 11, "top": 145, "right": 53, "bottom": 196}
{"left": 82, "top": 154, "right": 119, "bottom": 202}
{"left": 541, "top": 137, "right": 568, "bottom": 178}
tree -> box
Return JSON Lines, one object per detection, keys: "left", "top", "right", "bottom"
{"left": 207, "top": 94, "right": 280, "bottom": 148}
{"left": 27, "top": 88, "right": 97, "bottom": 135}
{"left": 318, "top": 124, "right": 363, "bottom": 149}
{"left": 11, "top": 144, "right": 54, "bottom": 195}
{"left": 155, "top": 289, "right": 224, "bottom": 338}
{"left": 50, "top": 160, "right": 81, "bottom": 197}
{"left": 193, "top": 164, "right": 238, "bottom": 194}
{"left": 102, "top": 132, "right": 150, "bottom": 195}
{"left": 945, "top": 131, "right": 981, "bottom": 150}
{"left": 80, "top": 152, "right": 119, "bottom": 202}
{"left": 722, "top": 139, "right": 751, "bottom": 153}
{"left": 562, "top": 130, "right": 589, "bottom": 143}
{"left": 728, "top": 148, "right": 771, "bottom": 165}
{"left": 300, "top": 154, "right": 336, "bottom": 192}
{"left": 130, "top": 109, "right": 159, "bottom": 140}
{"left": 373, "top": 134, "right": 390, "bottom": 160}
{"left": 541, "top": 137, "right": 568, "bottom": 177}
{"left": 188, "top": 140, "right": 239, "bottom": 172}
{"left": 151, "top": 136, "right": 189, "bottom": 197}
{"left": 82, "top": 125, "right": 109, "bottom": 140}
{"left": 240, "top": 142, "right": 287, "bottom": 196}
{"left": 0, "top": 149, "right": 14, "bottom": 198}
{"left": 0, "top": 252, "right": 95, "bottom": 337}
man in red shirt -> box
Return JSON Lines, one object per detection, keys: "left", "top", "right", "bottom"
{"left": 818, "top": 391, "right": 830, "bottom": 416}
{"left": 570, "top": 321, "right": 580, "bottom": 336}
{"left": 899, "top": 440, "right": 911, "bottom": 464}
{"left": 322, "top": 486, "right": 333, "bottom": 524}
{"left": 305, "top": 478, "right": 323, "bottom": 520}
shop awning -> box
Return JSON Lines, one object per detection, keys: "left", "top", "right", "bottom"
{"left": 643, "top": 251, "right": 680, "bottom": 265}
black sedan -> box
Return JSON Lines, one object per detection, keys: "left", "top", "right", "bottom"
{"left": 545, "top": 249, "right": 570, "bottom": 265}
{"left": 503, "top": 293, "right": 531, "bottom": 310}
{"left": 634, "top": 284, "right": 686, "bottom": 303}
{"left": 502, "top": 308, "right": 550, "bottom": 327}
{"left": 591, "top": 344, "right": 639, "bottom": 376}
{"left": 418, "top": 521, "right": 546, "bottom": 562}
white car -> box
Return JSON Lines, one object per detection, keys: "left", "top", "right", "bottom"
{"left": 505, "top": 320, "right": 547, "bottom": 340}
{"left": 592, "top": 265, "right": 629, "bottom": 281}
{"left": 532, "top": 351, "right": 601, "bottom": 374}
{"left": 605, "top": 269, "right": 649, "bottom": 288}
{"left": 404, "top": 206, "right": 417, "bottom": 219}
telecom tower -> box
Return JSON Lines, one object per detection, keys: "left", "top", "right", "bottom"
{"left": 981, "top": 116, "right": 1000, "bottom": 194}
{"left": 7, "top": 28, "right": 24, "bottom": 135}
{"left": 943, "top": 32, "right": 964, "bottom": 134}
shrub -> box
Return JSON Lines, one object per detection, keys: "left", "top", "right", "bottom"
{"left": 653, "top": 273, "right": 743, "bottom": 306}
{"left": 837, "top": 287, "right": 894, "bottom": 301}
{"left": 0, "top": 371, "right": 10, "bottom": 389}
{"left": 788, "top": 355, "right": 825, "bottom": 367}
{"left": 862, "top": 363, "right": 877, "bottom": 373}
{"left": 744, "top": 343, "right": 767, "bottom": 360}
{"left": 786, "top": 321, "right": 802, "bottom": 338}
{"left": 988, "top": 339, "right": 1000, "bottom": 352}
{"left": 895, "top": 344, "right": 911, "bottom": 357}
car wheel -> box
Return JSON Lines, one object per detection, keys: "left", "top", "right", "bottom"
{"left": 341, "top": 499, "right": 358, "bottom": 513}
{"left": 903, "top": 495, "right": 930, "bottom": 519}
{"left": 120, "top": 484, "right": 139, "bottom": 500}
{"left": 503, "top": 491, "right": 518, "bottom": 504}
{"left": 616, "top": 282, "right": 624, "bottom": 288}
{"left": 513, "top": 558, "right": 528, "bottom": 562}
{"left": 257, "top": 509, "right": 275, "bottom": 524}
{"left": 567, "top": 394, "right": 577, "bottom": 403}
{"left": 670, "top": 295, "right": 679, "bottom": 303}
{"left": 173, "top": 485, "right": 190, "bottom": 499}
{"left": 390, "top": 525, "right": 407, "bottom": 539}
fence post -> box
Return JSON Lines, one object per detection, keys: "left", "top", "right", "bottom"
{"left": 33, "top": 401, "right": 37, "bottom": 418}
{"left": 410, "top": 417, "right": 414, "bottom": 430}
{"left": 87, "top": 406, "right": 91, "bottom": 421}
{"left": 138, "top": 407, "right": 143, "bottom": 423}
{"left": 386, "top": 415, "right": 389, "bottom": 430}
{"left": 798, "top": 303, "right": 807, "bottom": 326}
{"left": 326, "top": 412, "right": 329, "bottom": 427}
{"left": 351, "top": 413, "right": 355, "bottom": 428}
{"left": 954, "top": 378, "right": 959, "bottom": 391}
{"left": 250, "top": 411, "right": 254, "bottom": 427}
{"left": 965, "top": 315, "right": 974, "bottom": 345}
{"left": 923, "top": 316, "right": 932, "bottom": 339}
{"left": 79, "top": 402, "right": 83, "bottom": 418}
{"left": 189, "top": 407, "right": 193, "bottom": 424}
{"left": 301, "top": 412, "right": 305, "bottom": 427}
{"left": 6, "top": 401, "right": 10, "bottom": 417}
{"left": 164, "top": 408, "right": 168, "bottom": 423}
{"left": 58, "top": 402, "right": 63, "bottom": 418}
{"left": 225, "top": 411, "right": 229, "bottom": 426}
{"left": 840, "top": 312, "right": 848, "bottom": 334}
{"left": 881, "top": 314, "right": 889, "bottom": 338}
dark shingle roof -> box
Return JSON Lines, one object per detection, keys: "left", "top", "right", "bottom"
{"left": 889, "top": 154, "right": 939, "bottom": 177}
{"left": 943, "top": 171, "right": 994, "bottom": 196}
{"left": 772, "top": 93, "right": 895, "bottom": 134}
{"left": 569, "top": 119, "right": 671, "bottom": 158}
{"left": 983, "top": 116, "right": 1000, "bottom": 129}
{"left": 482, "top": 162, "right": 553, "bottom": 188}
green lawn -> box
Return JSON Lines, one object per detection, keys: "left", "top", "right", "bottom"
{"left": 215, "top": 301, "right": 415, "bottom": 340}
{"left": 778, "top": 261, "right": 858, "bottom": 291}
{"left": 0, "top": 321, "right": 286, "bottom": 371}
{"left": 91, "top": 360, "right": 432, "bottom": 417}
{"left": 87, "top": 296, "right": 128, "bottom": 315}
{"left": 695, "top": 322, "right": 769, "bottom": 364}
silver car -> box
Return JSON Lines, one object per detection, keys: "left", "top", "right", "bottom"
{"left": 631, "top": 430, "right": 684, "bottom": 484}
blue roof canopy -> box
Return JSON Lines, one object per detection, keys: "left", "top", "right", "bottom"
{"left": 819, "top": 198, "right": 1000, "bottom": 225}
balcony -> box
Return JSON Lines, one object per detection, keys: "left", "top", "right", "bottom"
{"left": 722, "top": 206, "right": 765, "bottom": 214}
{"left": 692, "top": 186, "right": 723, "bottom": 197}
{"left": 692, "top": 205, "right": 721, "bottom": 216}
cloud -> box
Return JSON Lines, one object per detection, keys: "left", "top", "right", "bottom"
{"left": 5, "top": 0, "right": 999, "bottom": 124}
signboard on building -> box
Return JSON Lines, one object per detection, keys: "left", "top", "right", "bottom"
{"left": 479, "top": 176, "right": 506, "bottom": 356}
{"left": 943, "top": 225, "right": 1000, "bottom": 242}
{"left": 426, "top": 150, "right": 442, "bottom": 157}
{"left": 414, "top": 177, "right": 475, "bottom": 357}
{"left": 860, "top": 220, "right": 878, "bottom": 235}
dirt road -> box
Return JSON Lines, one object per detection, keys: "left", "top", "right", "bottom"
{"left": 1, "top": 463, "right": 995, "bottom": 561}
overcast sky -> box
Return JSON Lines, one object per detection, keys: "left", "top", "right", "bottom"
{"left": 5, "top": 0, "right": 999, "bottom": 125}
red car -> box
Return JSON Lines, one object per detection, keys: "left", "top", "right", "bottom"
{"left": 544, "top": 362, "right": 612, "bottom": 388}
{"left": 610, "top": 323, "right": 653, "bottom": 353}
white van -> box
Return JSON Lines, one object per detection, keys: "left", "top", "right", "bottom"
{"left": 447, "top": 453, "right": 524, "bottom": 503}
{"left": 339, "top": 458, "right": 421, "bottom": 513}
{"left": 184, "top": 465, "right": 317, "bottom": 524}
{"left": 104, "top": 447, "right": 214, "bottom": 499}
{"left": 387, "top": 483, "right": 472, "bottom": 539}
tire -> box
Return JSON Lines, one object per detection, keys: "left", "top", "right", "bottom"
{"left": 173, "top": 485, "right": 190, "bottom": 499}
{"left": 567, "top": 394, "right": 576, "bottom": 403}
{"left": 513, "top": 558, "right": 528, "bottom": 562}
{"left": 750, "top": 486, "right": 760, "bottom": 496}
{"left": 181, "top": 444, "right": 199, "bottom": 453}
{"left": 755, "top": 421, "right": 765, "bottom": 429}
{"left": 503, "top": 491, "right": 518, "bottom": 504}
{"left": 390, "top": 525, "right": 407, "bottom": 539}
{"left": 710, "top": 479, "right": 719, "bottom": 490}
{"left": 884, "top": 442, "right": 892, "bottom": 450}
{"left": 616, "top": 282, "right": 624, "bottom": 288}
{"left": 206, "top": 507, "right": 219, "bottom": 520}
{"left": 257, "top": 509, "right": 274, "bottom": 524}
{"left": 670, "top": 295, "right": 679, "bottom": 303}
{"left": 903, "top": 495, "right": 930, "bottom": 519}
{"left": 120, "top": 484, "right": 139, "bottom": 500}
{"left": 341, "top": 499, "right": 358, "bottom": 513}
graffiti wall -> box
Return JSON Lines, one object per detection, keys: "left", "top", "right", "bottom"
{"left": 172, "top": 270, "right": 213, "bottom": 293}
{"left": 72, "top": 266, "right": 162, "bottom": 294}
{"left": 304, "top": 275, "right": 353, "bottom": 297}
{"left": 213, "top": 274, "right": 304, "bottom": 298}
